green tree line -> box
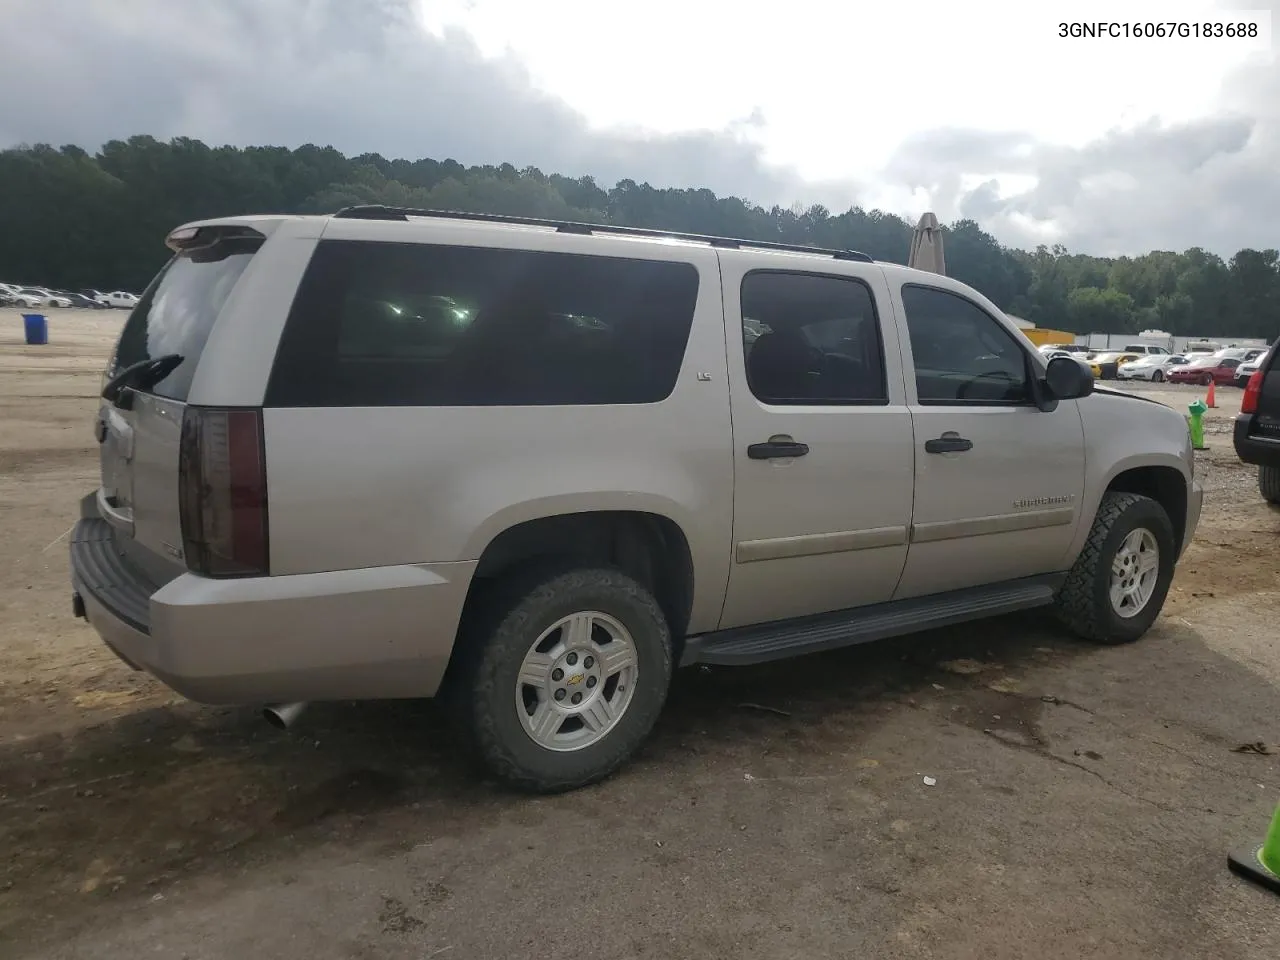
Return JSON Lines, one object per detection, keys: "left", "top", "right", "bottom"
{"left": 1, "top": 135, "right": 1275, "bottom": 340}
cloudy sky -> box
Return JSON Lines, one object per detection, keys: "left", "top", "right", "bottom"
{"left": 1, "top": 0, "right": 1275, "bottom": 256}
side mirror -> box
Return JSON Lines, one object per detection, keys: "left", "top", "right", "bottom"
{"left": 1044, "top": 355, "right": 1094, "bottom": 401}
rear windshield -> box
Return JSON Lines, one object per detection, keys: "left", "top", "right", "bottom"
{"left": 111, "top": 236, "right": 261, "bottom": 401}
{"left": 265, "top": 240, "right": 700, "bottom": 407}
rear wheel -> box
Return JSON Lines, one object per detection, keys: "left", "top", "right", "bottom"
{"left": 1054, "top": 492, "right": 1176, "bottom": 644}
{"left": 1152, "top": 369, "right": 1164, "bottom": 383}
{"left": 449, "top": 566, "right": 673, "bottom": 793}
{"left": 1261, "top": 465, "right": 1280, "bottom": 505}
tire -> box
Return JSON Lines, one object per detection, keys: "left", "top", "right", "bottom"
{"left": 1054, "top": 491, "right": 1176, "bottom": 645}
{"left": 1261, "top": 465, "right": 1280, "bottom": 505}
{"left": 1202, "top": 374, "right": 1213, "bottom": 386}
{"left": 1152, "top": 369, "right": 1164, "bottom": 383}
{"left": 448, "top": 566, "right": 673, "bottom": 793}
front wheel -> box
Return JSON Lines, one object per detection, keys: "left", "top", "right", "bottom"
{"left": 1054, "top": 491, "right": 1176, "bottom": 644}
{"left": 1152, "top": 369, "right": 1164, "bottom": 383}
{"left": 449, "top": 566, "right": 673, "bottom": 793}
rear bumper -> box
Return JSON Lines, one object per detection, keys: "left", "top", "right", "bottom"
{"left": 70, "top": 514, "right": 476, "bottom": 705}
{"left": 1234, "top": 414, "right": 1280, "bottom": 467}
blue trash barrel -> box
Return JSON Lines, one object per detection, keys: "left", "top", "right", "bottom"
{"left": 22, "top": 313, "right": 48, "bottom": 345}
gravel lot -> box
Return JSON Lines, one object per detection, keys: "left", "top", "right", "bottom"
{"left": 1, "top": 310, "right": 1277, "bottom": 959}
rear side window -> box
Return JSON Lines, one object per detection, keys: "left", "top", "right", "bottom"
{"left": 112, "top": 237, "right": 261, "bottom": 401}
{"left": 740, "top": 271, "right": 887, "bottom": 405}
{"left": 265, "top": 240, "right": 700, "bottom": 407}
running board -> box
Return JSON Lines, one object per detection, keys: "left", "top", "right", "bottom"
{"left": 680, "top": 574, "right": 1064, "bottom": 668}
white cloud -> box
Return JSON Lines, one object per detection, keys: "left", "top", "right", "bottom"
{"left": 0, "top": 0, "right": 1276, "bottom": 255}
{"left": 415, "top": 0, "right": 1276, "bottom": 253}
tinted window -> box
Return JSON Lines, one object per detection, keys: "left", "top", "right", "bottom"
{"left": 112, "top": 237, "right": 261, "bottom": 401}
{"left": 266, "top": 241, "right": 699, "bottom": 407}
{"left": 740, "top": 271, "right": 886, "bottom": 405}
{"left": 901, "top": 285, "right": 1031, "bottom": 404}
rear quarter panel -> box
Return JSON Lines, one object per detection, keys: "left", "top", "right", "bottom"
{"left": 185, "top": 219, "right": 326, "bottom": 407}
{"left": 262, "top": 225, "right": 735, "bottom": 634}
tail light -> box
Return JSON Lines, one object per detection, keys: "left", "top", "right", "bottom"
{"left": 1242, "top": 370, "right": 1264, "bottom": 415}
{"left": 178, "top": 407, "right": 269, "bottom": 577}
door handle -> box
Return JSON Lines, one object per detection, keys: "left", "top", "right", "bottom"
{"left": 924, "top": 436, "right": 973, "bottom": 454}
{"left": 747, "top": 440, "right": 810, "bottom": 460}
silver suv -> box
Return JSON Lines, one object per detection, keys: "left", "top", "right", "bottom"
{"left": 71, "top": 207, "right": 1203, "bottom": 792}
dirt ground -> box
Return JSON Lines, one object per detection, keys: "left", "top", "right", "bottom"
{"left": 0, "top": 309, "right": 1277, "bottom": 959}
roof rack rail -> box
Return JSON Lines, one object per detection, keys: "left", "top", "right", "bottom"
{"left": 331, "top": 205, "right": 875, "bottom": 263}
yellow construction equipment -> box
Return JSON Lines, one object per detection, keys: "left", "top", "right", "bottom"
{"left": 1020, "top": 327, "right": 1077, "bottom": 348}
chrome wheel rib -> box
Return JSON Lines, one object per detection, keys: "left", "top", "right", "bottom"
{"left": 515, "top": 611, "right": 640, "bottom": 752}
{"left": 1109, "top": 528, "right": 1159, "bottom": 618}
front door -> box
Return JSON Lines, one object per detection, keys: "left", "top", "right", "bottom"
{"left": 717, "top": 255, "right": 915, "bottom": 631}
{"left": 891, "top": 282, "right": 1086, "bottom": 599}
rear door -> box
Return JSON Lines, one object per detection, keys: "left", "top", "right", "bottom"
{"left": 96, "top": 229, "right": 266, "bottom": 572}
{"left": 1215, "top": 357, "right": 1241, "bottom": 383}
{"left": 717, "top": 254, "right": 915, "bottom": 630}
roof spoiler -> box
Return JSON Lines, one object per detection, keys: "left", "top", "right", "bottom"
{"left": 166, "top": 223, "right": 266, "bottom": 253}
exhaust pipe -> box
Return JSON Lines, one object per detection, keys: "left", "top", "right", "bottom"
{"left": 263, "top": 702, "right": 308, "bottom": 730}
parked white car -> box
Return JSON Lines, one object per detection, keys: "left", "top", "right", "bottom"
{"left": 97, "top": 291, "right": 139, "bottom": 309}
{"left": 1235, "top": 354, "right": 1267, "bottom": 387}
{"left": 1217, "top": 346, "right": 1267, "bottom": 364}
{"left": 1116, "top": 354, "right": 1188, "bottom": 383}
{"left": 8, "top": 290, "right": 46, "bottom": 308}
{"left": 17, "top": 287, "right": 71, "bottom": 308}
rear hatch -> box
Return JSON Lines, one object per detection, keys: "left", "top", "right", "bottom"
{"left": 96, "top": 225, "right": 265, "bottom": 582}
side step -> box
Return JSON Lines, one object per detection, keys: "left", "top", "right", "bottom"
{"left": 681, "top": 574, "right": 1064, "bottom": 668}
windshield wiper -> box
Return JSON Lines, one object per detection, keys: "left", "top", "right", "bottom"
{"left": 102, "top": 354, "right": 183, "bottom": 404}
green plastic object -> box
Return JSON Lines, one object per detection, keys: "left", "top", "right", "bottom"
{"left": 1228, "top": 801, "right": 1280, "bottom": 895}
{"left": 1188, "top": 398, "right": 1208, "bottom": 450}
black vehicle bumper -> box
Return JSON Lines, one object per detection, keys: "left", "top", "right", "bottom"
{"left": 1234, "top": 414, "right": 1280, "bottom": 466}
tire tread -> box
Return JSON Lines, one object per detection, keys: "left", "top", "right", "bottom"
{"left": 1260, "top": 465, "right": 1280, "bottom": 505}
{"left": 1055, "top": 491, "right": 1150, "bottom": 643}
{"left": 449, "top": 565, "right": 671, "bottom": 793}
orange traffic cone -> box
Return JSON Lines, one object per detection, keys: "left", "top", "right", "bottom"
{"left": 1206, "top": 380, "right": 1216, "bottom": 409}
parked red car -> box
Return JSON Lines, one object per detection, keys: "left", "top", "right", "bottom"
{"left": 1167, "top": 354, "right": 1243, "bottom": 385}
